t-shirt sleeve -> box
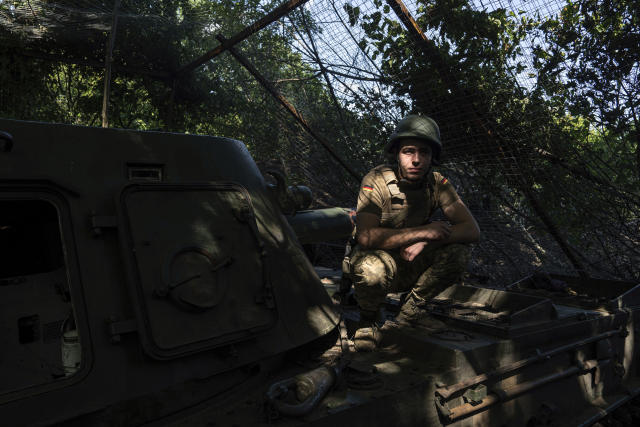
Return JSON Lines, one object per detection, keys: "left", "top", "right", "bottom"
{"left": 434, "top": 172, "right": 461, "bottom": 209}
{"left": 356, "top": 172, "right": 384, "bottom": 218}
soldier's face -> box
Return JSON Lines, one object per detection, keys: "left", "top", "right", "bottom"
{"left": 397, "top": 140, "right": 432, "bottom": 181}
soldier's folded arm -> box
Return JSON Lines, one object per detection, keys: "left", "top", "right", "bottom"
{"left": 356, "top": 212, "right": 447, "bottom": 249}
{"left": 356, "top": 199, "right": 479, "bottom": 250}
{"left": 437, "top": 199, "right": 480, "bottom": 245}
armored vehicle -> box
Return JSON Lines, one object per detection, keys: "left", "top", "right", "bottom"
{"left": 1, "top": 118, "right": 640, "bottom": 427}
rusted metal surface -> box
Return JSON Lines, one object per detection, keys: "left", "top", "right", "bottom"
{"left": 435, "top": 328, "right": 622, "bottom": 400}
{"left": 445, "top": 360, "right": 609, "bottom": 422}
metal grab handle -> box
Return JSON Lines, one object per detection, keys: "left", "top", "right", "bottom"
{"left": 156, "top": 247, "right": 234, "bottom": 311}
{"left": 438, "top": 358, "right": 611, "bottom": 423}
{"left": 161, "top": 256, "right": 233, "bottom": 294}
{"left": 266, "top": 365, "right": 336, "bottom": 417}
{"left": 163, "top": 274, "right": 201, "bottom": 294}
{"left": 435, "top": 327, "right": 623, "bottom": 400}
{"left": 0, "top": 131, "right": 13, "bottom": 152}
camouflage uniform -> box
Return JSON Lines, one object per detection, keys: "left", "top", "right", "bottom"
{"left": 349, "top": 165, "right": 470, "bottom": 313}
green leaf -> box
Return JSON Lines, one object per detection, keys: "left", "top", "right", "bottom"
{"left": 343, "top": 4, "right": 360, "bottom": 26}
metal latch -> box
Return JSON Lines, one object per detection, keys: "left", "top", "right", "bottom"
{"left": 91, "top": 214, "right": 118, "bottom": 236}
{"left": 107, "top": 317, "right": 138, "bottom": 343}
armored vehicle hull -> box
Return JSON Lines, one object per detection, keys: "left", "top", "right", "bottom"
{"left": 0, "top": 119, "right": 338, "bottom": 426}
{"left": 146, "top": 274, "right": 640, "bottom": 427}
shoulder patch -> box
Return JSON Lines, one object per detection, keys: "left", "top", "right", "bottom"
{"left": 440, "top": 177, "right": 448, "bottom": 184}
{"left": 362, "top": 185, "right": 373, "bottom": 192}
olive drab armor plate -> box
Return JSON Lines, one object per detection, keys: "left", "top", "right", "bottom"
{"left": 117, "top": 182, "right": 276, "bottom": 359}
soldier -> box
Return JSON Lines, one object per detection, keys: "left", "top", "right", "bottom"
{"left": 349, "top": 114, "right": 480, "bottom": 335}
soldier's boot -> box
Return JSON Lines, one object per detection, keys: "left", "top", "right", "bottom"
{"left": 395, "top": 295, "right": 446, "bottom": 332}
{"left": 353, "top": 309, "right": 382, "bottom": 352}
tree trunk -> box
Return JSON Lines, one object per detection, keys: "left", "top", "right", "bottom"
{"left": 636, "top": 128, "right": 640, "bottom": 181}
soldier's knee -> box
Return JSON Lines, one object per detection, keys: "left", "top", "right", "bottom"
{"left": 351, "top": 250, "right": 397, "bottom": 289}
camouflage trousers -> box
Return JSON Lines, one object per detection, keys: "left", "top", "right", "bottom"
{"left": 349, "top": 243, "right": 471, "bottom": 312}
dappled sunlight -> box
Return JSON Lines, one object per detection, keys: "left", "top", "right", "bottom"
{"left": 305, "top": 303, "right": 340, "bottom": 335}
{"left": 623, "top": 313, "right": 635, "bottom": 381}
{"left": 255, "top": 211, "right": 286, "bottom": 246}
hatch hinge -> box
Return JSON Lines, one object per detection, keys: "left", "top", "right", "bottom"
{"left": 255, "top": 285, "right": 276, "bottom": 309}
{"left": 91, "top": 214, "right": 118, "bottom": 236}
{"left": 0, "top": 130, "right": 13, "bottom": 152}
{"left": 255, "top": 251, "right": 276, "bottom": 309}
{"left": 107, "top": 317, "right": 138, "bottom": 343}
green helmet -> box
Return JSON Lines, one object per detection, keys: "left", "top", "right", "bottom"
{"left": 384, "top": 115, "right": 442, "bottom": 164}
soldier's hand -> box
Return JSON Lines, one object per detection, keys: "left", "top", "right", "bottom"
{"left": 401, "top": 241, "right": 427, "bottom": 262}
{"left": 423, "top": 221, "right": 451, "bottom": 241}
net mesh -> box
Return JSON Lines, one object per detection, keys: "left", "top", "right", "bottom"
{"left": 1, "top": 0, "right": 638, "bottom": 286}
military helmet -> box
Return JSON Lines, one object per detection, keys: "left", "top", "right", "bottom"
{"left": 384, "top": 115, "right": 442, "bottom": 164}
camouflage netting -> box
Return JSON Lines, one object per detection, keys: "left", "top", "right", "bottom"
{"left": 1, "top": 0, "right": 638, "bottom": 286}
